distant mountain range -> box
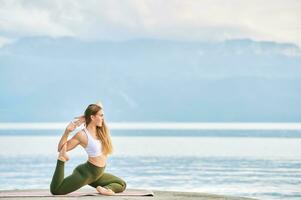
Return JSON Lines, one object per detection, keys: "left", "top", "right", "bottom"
{"left": 0, "top": 37, "right": 300, "bottom": 122}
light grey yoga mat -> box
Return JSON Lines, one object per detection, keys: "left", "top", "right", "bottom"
{"left": 0, "top": 189, "right": 154, "bottom": 197}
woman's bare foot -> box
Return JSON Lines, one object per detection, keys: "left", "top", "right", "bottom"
{"left": 96, "top": 186, "right": 115, "bottom": 195}
{"left": 58, "top": 143, "right": 69, "bottom": 162}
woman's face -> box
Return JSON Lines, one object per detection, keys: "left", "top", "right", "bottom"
{"left": 92, "top": 110, "right": 104, "bottom": 127}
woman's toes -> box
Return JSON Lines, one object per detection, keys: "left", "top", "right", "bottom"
{"left": 96, "top": 186, "right": 115, "bottom": 195}
{"left": 107, "top": 189, "right": 115, "bottom": 195}
{"left": 58, "top": 144, "right": 69, "bottom": 161}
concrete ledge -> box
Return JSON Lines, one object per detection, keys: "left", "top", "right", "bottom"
{"left": 0, "top": 188, "right": 259, "bottom": 200}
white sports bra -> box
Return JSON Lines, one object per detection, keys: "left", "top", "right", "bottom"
{"left": 83, "top": 127, "right": 102, "bottom": 157}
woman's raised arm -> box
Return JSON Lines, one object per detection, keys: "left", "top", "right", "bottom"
{"left": 57, "top": 116, "right": 85, "bottom": 152}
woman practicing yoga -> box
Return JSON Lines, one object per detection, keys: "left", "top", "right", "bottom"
{"left": 50, "top": 103, "right": 127, "bottom": 195}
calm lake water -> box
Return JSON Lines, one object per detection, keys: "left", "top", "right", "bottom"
{"left": 0, "top": 129, "right": 301, "bottom": 200}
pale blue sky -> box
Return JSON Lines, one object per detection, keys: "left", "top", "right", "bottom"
{"left": 0, "top": 0, "right": 300, "bottom": 47}
{"left": 0, "top": 0, "right": 301, "bottom": 122}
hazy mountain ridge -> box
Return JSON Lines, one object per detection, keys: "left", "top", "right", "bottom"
{"left": 0, "top": 37, "right": 300, "bottom": 122}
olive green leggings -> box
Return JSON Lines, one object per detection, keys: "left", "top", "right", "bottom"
{"left": 50, "top": 160, "right": 127, "bottom": 195}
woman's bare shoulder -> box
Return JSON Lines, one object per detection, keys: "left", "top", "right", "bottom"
{"left": 73, "top": 130, "right": 88, "bottom": 148}
{"left": 74, "top": 130, "right": 86, "bottom": 141}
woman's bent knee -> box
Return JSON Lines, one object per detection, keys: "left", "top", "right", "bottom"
{"left": 50, "top": 185, "right": 57, "bottom": 195}
{"left": 50, "top": 188, "right": 58, "bottom": 195}
{"left": 50, "top": 187, "right": 66, "bottom": 195}
{"left": 121, "top": 180, "right": 127, "bottom": 191}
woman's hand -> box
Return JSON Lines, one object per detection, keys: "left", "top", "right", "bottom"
{"left": 65, "top": 116, "right": 85, "bottom": 133}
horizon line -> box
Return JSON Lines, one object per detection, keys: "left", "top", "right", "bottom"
{"left": 0, "top": 122, "right": 301, "bottom": 130}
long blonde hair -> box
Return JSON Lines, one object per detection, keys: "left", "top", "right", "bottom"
{"left": 84, "top": 104, "right": 113, "bottom": 156}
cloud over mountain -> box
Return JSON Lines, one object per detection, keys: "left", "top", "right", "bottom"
{"left": 0, "top": 0, "right": 300, "bottom": 47}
